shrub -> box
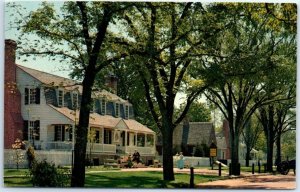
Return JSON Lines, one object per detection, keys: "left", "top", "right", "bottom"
{"left": 26, "top": 146, "right": 35, "bottom": 169}
{"left": 29, "top": 160, "right": 70, "bottom": 187}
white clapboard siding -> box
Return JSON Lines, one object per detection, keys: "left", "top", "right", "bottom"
{"left": 17, "top": 68, "right": 73, "bottom": 150}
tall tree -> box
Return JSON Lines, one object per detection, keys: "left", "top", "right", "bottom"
{"left": 12, "top": 1, "right": 131, "bottom": 186}
{"left": 113, "top": 2, "right": 221, "bottom": 180}
{"left": 274, "top": 104, "right": 296, "bottom": 165}
{"left": 241, "top": 116, "right": 263, "bottom": 167}
{"left": 195, "top": 3, "right": 295, "bottom": 175}
{"left": 176, "top": 101, "right": 212, "bottom": 122}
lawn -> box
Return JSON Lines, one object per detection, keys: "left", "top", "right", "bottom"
{"left": 4, "top": 168, "right": 221, "bottom": 188}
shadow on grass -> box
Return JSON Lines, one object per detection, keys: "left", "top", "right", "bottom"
{"left": 85, "top": 171, "right": 220, "bottom": 188}
{"left": 4, "top": 177, "right": 32, "bottom": 187}
{"left": 85, "top": 171, "right": 163, "bottom": 188}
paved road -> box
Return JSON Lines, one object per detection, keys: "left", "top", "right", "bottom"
{"left": 196, "top": 173, "right": 296, "bottom": 189}
{"left": 119, "top": 167, "right": 296, "bottom": 189}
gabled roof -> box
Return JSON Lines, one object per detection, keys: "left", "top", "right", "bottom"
{"left": 187, "top": 122, "right": 216, "bottom": 146}
{"left": 17, "top": 64, "right": 129, "bottom": 103}
{"left": 123, "top": 119, "right": 154, "bottom": 133}
{"left": 17, "top": 64, "right": 81, "bottom": 91}
{"left": 173, "top": 122, "right": 216, "bottom": 146}
{"left": 49, "top": 105, "right": 154, "bottom": 134}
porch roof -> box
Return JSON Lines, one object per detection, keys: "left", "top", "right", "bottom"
{"left": 123, "top": 119, "right": 155, "bottom": 134}
{"left": 49, "top": 105, "right": 154, "bottom": 134}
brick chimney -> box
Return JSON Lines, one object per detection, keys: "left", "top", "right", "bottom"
{"left": 105, "top": 73, "right": 118, "bottom": 94}
{"left": 4, "top": 39, "right": 23, "bottom": 149}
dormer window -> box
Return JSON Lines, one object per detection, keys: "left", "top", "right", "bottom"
{"left": 58, "top": 89, "right": 64, "bottom": 107}
{"left": 72, "top": 92, "right": 78, "bottom": 109}
{"left": 115, "top": 103, "right": 120, "bottom": 117}
{"left": 125, "top": 105, "right": 129, "bottom": 119}
{"left": 101, "top": 99, "right": 106, "bottom": 115}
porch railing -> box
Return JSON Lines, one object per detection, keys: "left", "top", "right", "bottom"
{"left": 45, "top": 142, "right": 154, "bottom": 155}
{"left": 87, "top": 143, "right": 116, "bottom": 153}
{"left": 124, "top": 146, "right": 155, "bottom": 155}
{"left": 46, "top": 142, "right": 73, "bottom": 150}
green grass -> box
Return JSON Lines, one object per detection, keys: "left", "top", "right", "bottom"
{"left": 85, "top": 171, "right": 220, "bottom": 188}
{"left": 4, "top": 168, "right": 221, "bottom": 188}
{"left": 4, "top": 169, "right": 29, "bottom": 176}
{"left": 4, "top": 177, "right": 32, "bottom": 187}
{"left": 241, "top": 166, "right": 264, "bottom": 173}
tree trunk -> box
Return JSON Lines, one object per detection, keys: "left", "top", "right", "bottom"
{"left": 266, "top": 132, "right": 274, "bottom": 172}
{"left": 71, "top": 66, "right": 95, "bottom": 187}
{"left": 230, "top": 131, "right": 240, "bottom": 175}
{"left": 161, "top": 120, "right": 175, "bottom": 181}
{"left": 245, "top": 147, "right": 251, "bottom": 167}
{"left": 275, "top": 133, "right": 281, "bottom": 166}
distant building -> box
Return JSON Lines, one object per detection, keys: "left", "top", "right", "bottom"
{"left": 216, "top": 120, "right": 231, "bottom": 160}
{"left": 216, "top": 120, "right": 261, "bottom": 164}
{"left": 172, "top": 118, "right": 216, "bottom": 156}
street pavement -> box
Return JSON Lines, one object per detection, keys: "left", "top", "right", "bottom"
{"left": 119, "top": 167, "right": 296, "bottom": 189}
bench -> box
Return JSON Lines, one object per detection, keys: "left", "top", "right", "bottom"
{"left": 104, "top": 159, "right": 120, "bottom": 168}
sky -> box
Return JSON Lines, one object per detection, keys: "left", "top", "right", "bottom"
{"left": 0, "top": 1, "right": 299, "bottom": 191}
{"left": 4, "top": 1, "right": 70, "bottom": 78}
{"left": 3, "top": 0, "right": 203, "bottom": 109}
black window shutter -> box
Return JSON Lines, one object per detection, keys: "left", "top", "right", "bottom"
{"left": 25, "top": 88, "right": 29, "bottom": 105}
{"left": 34, "top": 120, "right": 40, "bottom": 140}
{"left": 54, "top": 126, "right": 58, "bottom": 141}
{"left": 62, "top": 126, "right": 65, "bottom": 141}
{"left": 23, "top": 120, "right": 28, "bottom": 140}
{"left": 109, "top": 130, "right": 112, "bottom": 144}
{"left": 35, "top": 88, "right": 40, "bottom": 104}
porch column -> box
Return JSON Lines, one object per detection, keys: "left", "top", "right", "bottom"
{"left": 144, "top": 133, "right": 147, "bottom": 147}
{"left": 125, "top": 130, "right": 128, "bottom": 146}
{"left": 101, "top": 127, "right": 104, "bottom": 144}
{"left": 101, "top": 127, "right": 104, "bottom": 152}
{"left": 125, "top": 130, "right": 128, "bottom": 154}
{"left": 153, "top": 134, "right": 156, "bottom": 151}
{"left": 135, "top": 132, "right": 137, "bottom": 146}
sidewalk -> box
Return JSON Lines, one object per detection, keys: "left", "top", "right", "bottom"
{"left": 196, "top": 172, "right": 296, "bottom": 189}
{"left": 120, "top": 167, "right": 296, "bottom": 189}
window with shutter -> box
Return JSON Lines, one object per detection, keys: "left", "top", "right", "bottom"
{"left": 25, "top": 87, "right": 40, "bottom": 104}
{"left": 125, "top": 105, "right": 129, "bottom": 119}
{"left": 101, "top": 99, "right": 106, "bottom": 115}
{"left": 95, "top": 130, "right": 100, "bottom": 143}
{"left": 72, "top": 92, "right": 78, "bottom": 109}
{"left": 115, "top": 103, "right": 120, "bottom": 117}
{"left": 57, "top": 90, "right": 64, "bottom": 107}
{"left": 54, "top": 125, "right": 65, "bottom": 141}
{"left": 34, "top": 120, "right": 40, "bottom": 140}
{"left": 104, "top": 129, "right": 112, "bottom": 144}
{"left": 29, "top": 89, "right": 36, "bottom": 104}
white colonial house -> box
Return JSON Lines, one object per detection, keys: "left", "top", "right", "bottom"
{"left": 4, "top": 39, "right": 156, "bottom": 167}
{"left": 16, "top": 65, "right": 156, "bottom": 158}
